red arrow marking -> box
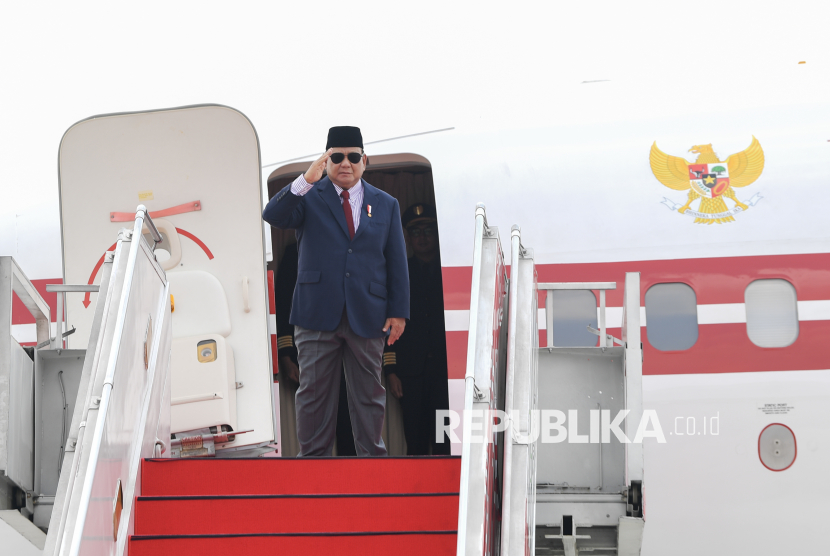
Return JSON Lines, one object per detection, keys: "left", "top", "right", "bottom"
{"left": 83, "top": 230, "right": 213, "bottom": 309}
{"left": 84, "top": 242, "right": 118, "bottom": 308}
{"left": 175, "top": 228, "right": 214, "bottom": 260}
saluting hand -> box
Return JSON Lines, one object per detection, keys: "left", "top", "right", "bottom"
{"left": 383, "top": 318, "right": 406, "bottom": 346}
{"left": 304, "top": 149, "right": 332, "bottom": 184}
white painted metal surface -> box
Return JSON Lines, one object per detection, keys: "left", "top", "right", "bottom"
{"left": 43, "top": 252, "right": 116, "bottom": 556}
{"left": 457, "top": 204, "right": 507, "bottom": 556}
{"left": 1, "top": 257, "right": 50, "bottom": 511}
{"left": 58, "top": 105, "right": 274, "bottom": 451}
{"left": 500, "top": 226, "right": 539, "bottom": 556}
{"left": 622, "top": 273, "right": 644, "bottom": 486}
{"left": 0, "top": 510, "right": 44, "bottom": 555}
{"left": 33, "top": 349, "right": 85, "bottom": 529}
{"left": 171, "top": 334, "right": 237, "bottom": 433}
{"left": 48, "top": 208, "right": 173, "bottom": 556}
{"left": 6, "top": 340, "right": 34, "bottom": 495}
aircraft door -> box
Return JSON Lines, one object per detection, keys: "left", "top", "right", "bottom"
{"left": 58, "top": 105, "right": 274, "bottom": 453}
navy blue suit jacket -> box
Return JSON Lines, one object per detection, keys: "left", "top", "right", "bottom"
{"left": 263, "top": 177, "right": 410, "bottom": 339}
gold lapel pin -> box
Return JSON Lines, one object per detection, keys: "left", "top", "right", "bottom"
{"left": 368, "top": 204, "right": 372, "bottom": 217}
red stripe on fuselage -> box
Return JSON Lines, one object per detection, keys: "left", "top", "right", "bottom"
{"left": 443, "top": 321, "right": 830, "bottom": 378}
{"left": 442, "top": 252, "right": 830, "bottom": 309}
{"left": 442, "top": 252, "right": 830, "bottom": 378}
{"left": 446, "top": 331, "right": 468, "bottom": 380}
{"left": 637, "top": 320, "right": 829, "bottom": 374}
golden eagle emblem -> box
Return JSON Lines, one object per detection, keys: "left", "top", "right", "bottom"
{"left": 650, "top": 137, "right": 765, "bottom": 224}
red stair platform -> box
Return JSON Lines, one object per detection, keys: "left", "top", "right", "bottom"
{"left": 129, "top": 456, "right": 461, "bottom": 555}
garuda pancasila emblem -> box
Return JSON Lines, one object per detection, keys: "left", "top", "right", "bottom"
{"left": 650, "top": 137, "right": 765, "bottom": 224}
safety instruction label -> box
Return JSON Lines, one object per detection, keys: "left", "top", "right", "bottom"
{"left": 757, "top": 403, "right": 794, "bottom": 415}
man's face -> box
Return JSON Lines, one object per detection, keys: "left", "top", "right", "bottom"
{"left": 326, "top": 147, "right": 367, "bottom": 189}
{"left": 407, "top": 221, "right": 439, "bottom": 259}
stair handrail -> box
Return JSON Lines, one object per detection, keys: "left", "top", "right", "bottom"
{"left": 500, "top": 226, "right": 522, "bottom": 555}
{"left": 500, "top": 225, "right": 539, "bottom": 555}
{"left": 0, "top": 255, "right": 52, "bottom": 346}
{"left": 43, "top": 253, "right": 116, "bottom": 556}
{"left": 66, "top": 205, "right": 165, "bottom": 556}
{"left": 456, "top": 203, "right": 508, "bottom": 556}
{"left": 455, "top": 203, "right": 487, "bottom": 554}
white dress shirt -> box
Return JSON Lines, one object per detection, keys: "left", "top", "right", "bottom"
{"left": 291, "top": 173, "right": 363, "bottom": 231}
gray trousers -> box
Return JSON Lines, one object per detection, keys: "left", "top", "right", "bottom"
{"left": 294, "top": 313, "right": 387, "bottom": 457}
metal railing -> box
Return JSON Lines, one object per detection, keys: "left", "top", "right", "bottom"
{"left": 67, "top": 207, "right": 150, "bottom": 555}
{"left": 456, "top": 203, "right": 508, "bottom": 556}
{"left": 456, "top": 204, "right": 487, "bottom": 553}
{"left": 44, "top": 284, "right": 99, "bottom": 349}
{"left": 499, "top": 225, "right": 539, "bottom": 555}
{"left": 0, "top": 257, "right": 52, "bottom": 504}
{"left": 43, "top": 252, "right": 116, "bottom": 556}
{"left": 53, "top": 205, "right": 173, "bottom": 556}
{"left": 0, "top": 256, "right": 51, "bottom": 345}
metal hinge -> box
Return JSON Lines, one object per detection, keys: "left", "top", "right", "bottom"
{"left": 473, "top": 383, "right": 490, "bottom": 403}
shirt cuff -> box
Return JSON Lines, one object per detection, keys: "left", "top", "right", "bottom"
{"left": 290, "top": 174, "right": 315, "bottom": 196}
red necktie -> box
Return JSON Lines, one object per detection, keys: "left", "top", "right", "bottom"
{"left": 341, "top": 190, "right": 355, "bottom": 240}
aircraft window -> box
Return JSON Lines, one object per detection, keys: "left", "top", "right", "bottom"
{"left": 745, "top": 279, "right": 799, "bottom": 348}
{"left": 550, "top": 290, "right": 598, "bottom": 347}
{"left": 645, "top": 283, "right": 698, "bottom": 351}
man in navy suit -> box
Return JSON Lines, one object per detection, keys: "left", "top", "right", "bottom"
{"left": 263, "top": 126, "right": 409, "bottom": 456}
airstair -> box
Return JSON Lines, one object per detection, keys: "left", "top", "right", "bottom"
{"left": 4, "top": 208, "right": 462, "bottom": 556}
{"left": 456, "top": 205, "right": 646, "bottom": 555}
{"left": 0, "top": 106, "right": 645, "bottom": 556}
{"left": 1, "top": 205, "right": 645, "bottom": 556}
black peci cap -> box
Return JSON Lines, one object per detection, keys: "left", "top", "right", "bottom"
{"left": 402, "top": 203, "right": 437, "bottom": 229}
{"left": 326, "top": 126, "right": 364, "bottom": 150}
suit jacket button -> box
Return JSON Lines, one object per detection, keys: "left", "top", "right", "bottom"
{"left": 346, "top": 273, "right": 350, "bottom": 277}
{"left": 348, "top": 249, "right": 353, "bottom": 254}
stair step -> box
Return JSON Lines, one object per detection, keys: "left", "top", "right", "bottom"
{"left": 141, "top": 456, "right": 461, "bottom": 496}
{"left": 135, "top": 493, "right": 459, "bottom": 535}
{"left": 129, "top": 531, "right": 457, "bottom": 556}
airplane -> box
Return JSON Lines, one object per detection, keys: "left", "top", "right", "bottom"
{"left": 0, "top": 64, "right": 828, "bottom": 556}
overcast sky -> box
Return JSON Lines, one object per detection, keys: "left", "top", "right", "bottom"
{"left": 1, "top": 1, "right": 828, "bottom": 277}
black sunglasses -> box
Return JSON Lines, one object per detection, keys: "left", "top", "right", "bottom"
{"left": 330, "top": 152, "right": 363, "bottom": 164}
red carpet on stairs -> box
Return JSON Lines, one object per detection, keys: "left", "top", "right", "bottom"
{"left": 130, "top": 456, "right": 461, "bottom": 555}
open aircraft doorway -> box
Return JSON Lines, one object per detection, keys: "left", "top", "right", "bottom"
{"left": 266, "top": 153, "right": 447, "bottom": 457}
